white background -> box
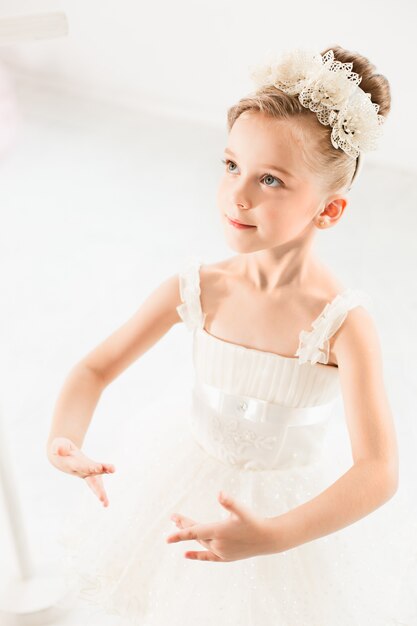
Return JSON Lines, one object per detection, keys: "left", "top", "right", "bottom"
{"left": 0, "top": 2, "right": 416, "bottom": 624}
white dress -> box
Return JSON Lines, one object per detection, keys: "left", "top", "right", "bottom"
{"left": 57, "top": 256, "right": 417, "bottom": 626}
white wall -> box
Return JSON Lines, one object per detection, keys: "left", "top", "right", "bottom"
{"left": 0, "top": 0, "right": 416, "bottom": 171}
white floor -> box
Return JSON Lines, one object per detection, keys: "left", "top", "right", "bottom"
{"left": 0, "top": 75, "right": 417, "bottom": 625}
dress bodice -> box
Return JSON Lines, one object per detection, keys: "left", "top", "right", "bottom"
{"left": 176, "top": 256, "right": 373, "bottom": 471}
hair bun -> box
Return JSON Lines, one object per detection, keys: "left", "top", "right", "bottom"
{"left": 320, "top": 44, "right": 391, "bottom": 118}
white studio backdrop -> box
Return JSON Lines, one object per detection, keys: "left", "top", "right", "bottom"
{"left": 0, "top": 4, "right": 416, "bottom": 625}
{"left": 0, "top": 0, "right": 415, "bottom": 170}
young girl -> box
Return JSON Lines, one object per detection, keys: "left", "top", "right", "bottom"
{"left": 48, "top": 45, "right": 417, "bottom": 625}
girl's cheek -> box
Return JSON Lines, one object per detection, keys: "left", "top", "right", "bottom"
{"left": 262, "top": 209, "right": 280, "bottom": 229}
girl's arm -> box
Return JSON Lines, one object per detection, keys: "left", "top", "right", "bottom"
{"left": 265, "top": 305, "right": 399, "bottom": 553}
{"left": 46, "top": 271, "right": 183, "bottom": 462}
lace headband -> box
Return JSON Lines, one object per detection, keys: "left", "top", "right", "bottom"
{"left": 249, "top": 48, "right": 385, "bottom": 187}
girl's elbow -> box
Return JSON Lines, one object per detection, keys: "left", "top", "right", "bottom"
{"left": 380, "top": 461, "right": 399, "bottom": 501}
{"left": 363, "top": 456, "right": 399, "bottom": 503}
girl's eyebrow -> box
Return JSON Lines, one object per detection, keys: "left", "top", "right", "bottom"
{"left": 224, "top": 148, "right": 296, "bottom": 180}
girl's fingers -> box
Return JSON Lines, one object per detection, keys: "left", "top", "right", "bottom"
{"left": 66, "top": 458, "right": 96, "bottom": 477}
{"left": 89, "top": 462, "right": 115, "bottom": 475}
{"left": 85, "top": 476, "right": 109, "bottom": 506}
{"left": 98, "top": 463, "right": 115, "bottom": 473}
{"left": 71, "top": 456, "right": 116, "bottom": 477}
{"left": 81, "top": 455, "right": 115, "bottom": 473}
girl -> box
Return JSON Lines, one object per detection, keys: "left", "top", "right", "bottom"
{"left": 48, "top": 45, "right": 417, "bottom": 625}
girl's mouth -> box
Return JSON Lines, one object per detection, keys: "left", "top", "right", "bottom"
{"left": 226, "top": 216, "right": 256, "bottom": 229}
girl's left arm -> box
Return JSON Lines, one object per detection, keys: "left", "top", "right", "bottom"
{"left": 265, "top": 305, "right": 399, "bottom": 553}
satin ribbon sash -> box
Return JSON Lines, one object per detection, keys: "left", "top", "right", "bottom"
{"left": 192, "top": 380, "right": 336, "bottom": 427}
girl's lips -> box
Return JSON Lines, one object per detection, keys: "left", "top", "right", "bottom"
{"left": 226, "top": 215, "right": 256, "bottom": 229}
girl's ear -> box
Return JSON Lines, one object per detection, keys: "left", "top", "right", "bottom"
{"left": 315, "top": 196, "right": 347, "bottom": 229}
{"left": 324, "top": 196, "right": 348, "bottom": 219}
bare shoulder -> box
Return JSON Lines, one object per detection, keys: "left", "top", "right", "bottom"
{"left": 332, "top": 305, "right": 383, "bottom": 373}
{"left": 330, "top": 302, "right": 398, "bottom": 485}
{"left": 198, "top": 256, "right": 236, "bottom": 295}
{"left": 199, "top": 256, "right": 236, "bottom": 279}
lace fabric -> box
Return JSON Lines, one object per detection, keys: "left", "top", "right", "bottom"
{"left": 176, "top": 256, "right": 206, "bottom": 331}
{"left": 176, "top": 256, "right": 373, "bottom": 366}
{"left": 190, "top": 380, "right": 337, "bottom": 471}
{"left": 295, "top": 288, "right": 374, "bottom": 365}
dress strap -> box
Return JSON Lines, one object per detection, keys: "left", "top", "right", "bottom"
{"left": 176, "top": 256, "right": 207, "bottom": 331}
{"left": 295, "top": 288, "right": 374, "bottom": 365}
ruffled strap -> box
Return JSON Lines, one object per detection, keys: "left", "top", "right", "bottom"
{"left": 176, "top": 256, "right": 207, "bottom": 331}
{"left": 295, "top": 288, "right": 374, "bottom": 365}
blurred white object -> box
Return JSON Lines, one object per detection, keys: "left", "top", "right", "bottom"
{"left": 0, "top": 63, "right": 18, "bottom": 158}
{"left": 0, "top": 12, "right": 69, "bottom": 156}
{"left": 0, "top": 12, "right": 68, "bottom": 45}
{"left": 0, "top": 11, "right": 71, "bottom": 624}
{"left": 0, "top": 404, "right": 70, "bottom": 625}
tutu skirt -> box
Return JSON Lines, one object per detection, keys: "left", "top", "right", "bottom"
{"left": 56, "top": 393, "right": 417, "bottom": 626}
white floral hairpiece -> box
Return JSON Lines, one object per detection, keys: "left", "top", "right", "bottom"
{"left": 248, "top": 48, "right": 385, "bottom": 160}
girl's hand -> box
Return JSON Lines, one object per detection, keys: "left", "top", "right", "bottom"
{"left": 166, "top": 491, "right": 277, "bottom": 562}
{"left": 48, "top": 436, "right": 116, "bottom": 507}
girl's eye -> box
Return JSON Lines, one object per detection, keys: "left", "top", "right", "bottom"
{"left": 221, "top": 158, "right": 238, "bottom": 173}
{"left": 220, "top": 159, "right": 283, "bottom": 187}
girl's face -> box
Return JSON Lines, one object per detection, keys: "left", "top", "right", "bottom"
{"left": 216, "top": 111, "right": 343, "bottom": 253}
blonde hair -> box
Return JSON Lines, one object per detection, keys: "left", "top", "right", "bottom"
{"left": 227, "top": 44, "right": 392, "bottom": 196}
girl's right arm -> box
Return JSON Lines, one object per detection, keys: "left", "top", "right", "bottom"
{"left": 46, "top": 271, "right": 183, "bottom": 505}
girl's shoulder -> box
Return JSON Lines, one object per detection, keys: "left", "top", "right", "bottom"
{"left": 176, "top": 256, "right": 231, "bottom": 332}
{"left": 177, "top": 255, "right": 237, "bottom": 299}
